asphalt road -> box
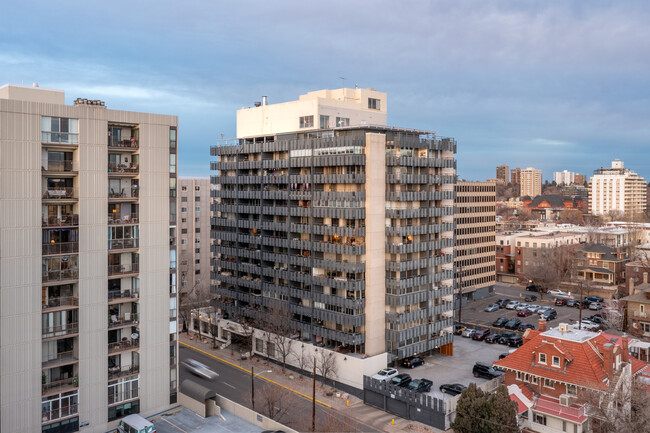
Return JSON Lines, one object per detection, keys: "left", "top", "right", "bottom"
{"left": 179, "top": 344, "right": 373, "bottom": 432}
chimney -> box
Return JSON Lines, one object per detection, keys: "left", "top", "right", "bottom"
{"left": 621, "top": 337, "right": 629, "bottom": 363}
{"left": 262, "top": 96, "right": 268, "bottom": 106}
{"left": 601, "top": 343, "right": 614, "bottom": 379}
{"left": 538, "top": 318, "right": 547, "bottom": 333}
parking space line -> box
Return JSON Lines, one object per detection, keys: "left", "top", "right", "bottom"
{"left": 160, "top": 416, "right": 188, "bottom": 433}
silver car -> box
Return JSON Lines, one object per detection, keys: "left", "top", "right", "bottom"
{"left": 182, "top": 358, "right": 219, "bottom": 380}
{"left": 372, "top": 367, "right": 399, "bottom": 382}
{"left": 505, "top": 301, "right": 520, "bottom": 310}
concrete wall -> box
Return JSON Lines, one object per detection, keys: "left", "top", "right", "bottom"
{"left": 214, "top": 394, "right": 298, "bottom": 433}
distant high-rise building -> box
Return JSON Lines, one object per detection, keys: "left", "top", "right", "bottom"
{"left": 588, "top": 159, "right": 647, "bottom": 217}
{"left": 0, "top": 84, "right": 178, "bottom": 432}
{"left": 520, "top": 167, "right": 542, "bottom": 197}
{"left": 496, "top": 164, "right": 509, "bottom": 184}
{"left": 211, "top": 88, "right": 456, "bottom": 371}
{"left": 553, "top": 170, "right": 575, "bottom": 186}
{"left": 455, "top": 181, "right": 496, "bottom": 300}
{"left": 510, "top": 167, "right": 521, "bottom": 185}
{"left": 574, "top": 174, "right": 586, "bottom": 185}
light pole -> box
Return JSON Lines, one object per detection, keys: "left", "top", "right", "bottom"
{"left": 251, "top": 366, "right": 272, "bottom": 411}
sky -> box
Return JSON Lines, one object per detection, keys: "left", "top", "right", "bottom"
{"left": 2, "top": 1, "right": 649, "bottom": 181}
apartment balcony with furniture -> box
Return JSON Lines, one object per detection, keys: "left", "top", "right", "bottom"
{"left": 42, "top": 320, "right": 79, "bottom": 341}
{"left": 42, "top": 159, "right": 78, "bottom": 175}
{"left": 42, "top": 296, "right": 79, "bottom": 313}
{"left": 108, "top": 337, "right": 140, "bottom": 355}
{"left": 108, "top": 289, "right": 140, "bottom": 304}
{"left": 42, "top": 255, "right": 79, "bottom": 284}
{"left": 108, "top": 161, "right": 139, "bottom": 175}
{"left": 108, "top": 352, "right": 140, "bottom": 380}
{"left": 42, "top": 365, "right": 78, "bottom": 396}
{"left": 42, "top": 338, "right": 78, "bottom": 369}
{"left": 42, "top": 213, "right": 79, "bottom": 228}
{"left": 108, "top": 183, "right": 139, "bottom": 201}
{"left": 108, "top": 125, "right": 139, "bottom": 151}
{"left": 42, "top": 187, "right": 78, "bottom": 201}
{"left": 108, "top": 303, "right": 139, "bottom": 329}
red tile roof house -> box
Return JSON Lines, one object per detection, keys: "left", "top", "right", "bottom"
{"left": 494, "top": 319, "right": 648, "bottom": 433}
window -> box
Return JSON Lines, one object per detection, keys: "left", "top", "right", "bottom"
{"left": 195, "top": 259, "right": 200, "bottom": 264}
{"left": 368, "top": 98, "right": 380, "bottom": 110}
{"left": 195, "top": 269, "right": 200, "bottom": 275}
{"left": 641, "top": 322, "right": 650, "bottom": 332}
{"left": 195, "top": 207, "right": 200, "bottom": 212}
{"left": 181, "top": 207, "right": 187, "bottom": 213}
{"left": 195, "top": 248, "right": 200, "bottom": 254}
{"left": 566, "top": 384, "right": 577, "bottom": 395}
{"left": 195, "top": 228, "right": 200, "bottom": 233}
{"left": 194, "top": 238, "right": 200, "bottom": 244}
{"left": 538, "top": 353, "right": 546, "bottom": 364}
{"left": 169, "top": 128, "right": 177, "bottom": 148}
{"left": 169, "top": 178, "right": 176, "bottom": 197}
{"left": 195, "top": 196, "right": 200, "bottom": 202}
{"left": 182, "top": 186, "right": 188, "bottom": 191}
{"left": 169, "top": 153, "right": 176, "bottom": 174}
{"left": 336, "top": 117, "right": 350, "bottom": 127}
{"left": 108, "top": 377, "right": 139, "bottom": 405}
{"left": 181, "top": 239, "right": 187, "bottom": 245}
{"left": 195, "top": 185, "right": 200, "bottom": 191}
{"left": 320, "top": 115, "right": 329, "bottom": 129}
{"left": 108, "top": 400, "right": 140, "bottom": 422}
{"left": 516, "top": 371, "right": 522, "bottom": 380}
{"left": 544, "top": 378, "right": 554, "bottom": 389}
{"left": 299, "top": 115, "right": 314, "bottom": 128}
{"left": 534, "top": 413, "right": 547, "bottom": 425}
{"left": 181, "top": 197, "right": 188, "bottom": 202}
{"left": 552, "top": 356, "right": 560, "bottom": 367}
{"left": 181, "top": 229, "right": 187, "bottom": 234}
{"left": 531, "top": 376, "right": 538, "bottom": 384}
{"left": 42, "top": 117, "right": 79, "bottom": 144}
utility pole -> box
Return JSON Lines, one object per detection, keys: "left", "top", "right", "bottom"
{"left": 578, "top": 281, "right": 583, "bottom": 330}
{"left": 312, "top": 361, "right": 316, "bottom": 432}
{"left": 251, "top": 366, "right": 255, "bottom": 410}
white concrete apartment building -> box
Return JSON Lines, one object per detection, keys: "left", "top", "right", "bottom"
{"left": 520, "top": 167, "right": 542, "bottom": 197}
{"left": 553, "top": 170, "right": 575, "bottom": 186}
{"left": 178, "top": 178, "right": 212, "bottom": 299}
{"left": 0, "top": 84, "right": 178, "bottom": 433}
{"left": 588, "top": 159, "right": 647, "bottom": 217}
{"left": 210, "top": 88, "right": 457, "bottom": 387}
{"left": 455, "top": 181, "right": 496, "bottom": 300}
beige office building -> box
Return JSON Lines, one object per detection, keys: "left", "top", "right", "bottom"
{"left": 455, "top": 181, "right": 496, "bottom": 300}
{"left": 520, "top": 167, "right": 542, "bottom": 197}
{"left": 588, "top": 159, "right": 647, "bottom": 217}
{"left": 496, "top": 164, "right": 509, "bottom": 184}
{"left": 0, "top": 84, "right": 178, "bottom": 433}
{"left": 177, "top": 178, "right": 212, "bottom": 301}
{"left": 211, "top": 88, "right": 456, "bottom": 368}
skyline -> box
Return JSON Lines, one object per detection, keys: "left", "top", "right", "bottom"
{"left": 2, "top": 1, "right": 649, "bottom": 181}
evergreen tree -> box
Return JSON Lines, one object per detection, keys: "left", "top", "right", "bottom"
{"left": 488, "top": 385, "right": 519, "bottom": 433}
{"left": 451, "top": 384, "right": 519, "bottom": 433}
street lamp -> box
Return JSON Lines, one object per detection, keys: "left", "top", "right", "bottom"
{"left": 251, "top": 366, "right": 272, "bottom": 410}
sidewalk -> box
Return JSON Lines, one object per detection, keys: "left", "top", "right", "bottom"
{"left": 179, "top": 333, "right": 446, "bottom": 433}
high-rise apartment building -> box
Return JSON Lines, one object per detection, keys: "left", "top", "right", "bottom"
{"left": 588, "top": 159, "right": 647, "bottom": 217}
{"left": 520, "top": 167, "right": 542, "bottom": 197}
{"left": 510, "top": 167, "right": 521, "bottom": 185}
{"left": 574, "top": 174, "right": 586, "bottom": 185}
{"left": 0, "top": 84, "right": 178, "bottom": 433}
{"left": 178, "top": 178, "right": 211, "bottom": 298}
{"left": 553, "top": 170, "right": 574, "bottom": 186}
{"left": 211, "top": 88, "right": 456, "bottom": 364}
{"left": 454, "top": 181, "right": 496, "bottom": 300}
{"left": 496, "top": 164, "right": 509, "bottom": 184}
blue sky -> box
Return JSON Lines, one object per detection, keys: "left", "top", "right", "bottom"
{"left": 2, "top": 1, "right": 649, "bottom": 181}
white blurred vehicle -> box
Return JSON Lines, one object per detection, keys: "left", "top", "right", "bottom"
{"left": 372, "top": 367, "right": 399, "bottom": 382}
{"left": 548, "top": 289, "right": 570, "bottom": 297}
{"left": 182, "top": 358, "right": 219, "bottom": 380}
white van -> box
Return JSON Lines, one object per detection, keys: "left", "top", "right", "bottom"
{"left": 117, "top": 414, "right": 156, "bottom": 433}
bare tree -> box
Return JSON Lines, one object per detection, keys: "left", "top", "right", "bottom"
{"left": 290, "top": 343, "right": 311, "bottom": 380}
{"left": 603, "top": 299, "right": 625, "bottom": 332}
{"left": 525, "top": 245, "right": 577, "bottom": 298}
{"left": 558, "top": 209, "right": 584, "bottom": 226}
{"left": 257, "top": 382, "right": 291, "bottom": 422}
{"left": 314, "top": 349, "right": 338, "bottom": 389}
{"left": 178, "top": 285, "right": 211, "bottom": 334}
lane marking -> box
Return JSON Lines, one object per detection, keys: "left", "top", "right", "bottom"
{"left": 180, "top": 341, "right": 332, "bottom": 408}
{"left": 223, "top": 382, "right": 236, "bottom": 389}
{"left": 149, "top": 407, "right": 182, "bottom": 421}
{"left": 160, "top": 416, "right": 188, "bottom": 433}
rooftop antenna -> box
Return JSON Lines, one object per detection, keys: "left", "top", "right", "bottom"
{"left": 339, "top": 77, "right": 346, "bottom": 88}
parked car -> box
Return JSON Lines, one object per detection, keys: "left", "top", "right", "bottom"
{"left": 485, "top": 333, "right": 501, "bottom": 344}
{"left": 526, "top": 282, "right": 540, "bottom": 292}
{"left": 117, "top": 414, "right": 156, "bottom": 433}
{"left": 498, "top": 332, "right": 517, "bottom": 344}
{"left": 527, "top": 304, "right": 542, "bottom": 312}
{"left": 440, "top": 383, "right": 467, "bottom": 396}
{"left": 402, "top": 357, "right": 425, "bottom": 369}
{"left": 589, "top": 302, "right": 603, "bottom": 311}
{"left": 541, "top": 310, "right": 557, "bottom": 320}
{"left": 588, "top": 315, "right": 606, "bottom": 324}
{"left": 473, "top": 362, "right": 504, "bottom": 379}
{"left": 518, "top": 323, "right": 536, "bottom": 332}
{"left": 407, "top": 379, "right": 433, "bottom": 393}
{"left": 372, "top": 368, "right": 399, "bottom": 382}
{"left": 566, "top": 299, "right": 580, "bottom": 308}
{"left": 182, "top": 359, "right": 219, "bottom": 380}
{"left": 524, "top": 294, "right": 538, "bottom": 302}
{"left": 516, "top": 303, "right": 530, "bottom": 311}
{"left": 554, "top": 298, "right": 568, "bottom": 306}
{"left": 578, "top": 320, "right": 600, "bottom": 331}
{"left": 498, "top": 352, "right": 510, "bottom": 360}
{"left": 492, "top": 317, "right": 509, "bottom": 328}
{"left": 496, "top": 299, "right": 510, "bottom": 308}
{"left": 585, "top": 296, "right": 604, "bottom": 303}
{"left": 579, "top": 299, "right": 592, "bottom": 309}
{"left": 549, "top": 289, "right": 570, "bottom": 297}
{"left": 505, "top": 301, "right": 520, "bottom": 310}
{"left": 390, "top": 373, "right": 412, "bottom": 387}
{"left": 504, "top": 318, "right": 522, "bottom": 330}
{"left": 484, "top": 304, "right": 500, "bottom": 312}
{"left": 506, "top": 335, "right": 523, "bottom": 347}
{"left": 461, "top": 328, "right": 476, "bottom": 338}
{"left": 454, "top": 324, "right": 466, "bottom": 335}
{"left": 537, "top": 307, "right": 553, "bottom": 316}
{"left": 517, "top": 309, "right": 533, "bottom": 317}
{"left": 472, "top": 329, "right": 490, "bottom": 341}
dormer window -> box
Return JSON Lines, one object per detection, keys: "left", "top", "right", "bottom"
{"left": 552, "top": 356, "right": 560, "bottom": 367}
{"left": 538, "top": 353, "right": 547, "bottom": 364}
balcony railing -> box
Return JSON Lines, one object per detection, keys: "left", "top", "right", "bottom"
{"left": 108, "top": 339, "right": 140, "bottom": 355}
{"left": 42, "top": 188, "right": 77, "bottom": 200}
{"left": 108, "top": 263, "right": 139, "bottom": 276}
{"left": 42, "top": 351, "right": 78, "bottom": 369}
{"left": 42, "top": 403, "right": 78, "bottom": 423}
{"left": 42, "top": 269, "right": 79, "bottom": 283}
{"left": 108, "top": 214, "right": 139, "bottom": 225}
{"left": 42, "top": 242, "right": 79, "bottom": 255}
{"left": 108, "top": 365, "right": 140, "bottom": 380}
{"left": 108, "top": 138, "right": 139, "bottom": 149}
{"left": 633, "top": 310, "right": 649, "bottom": 318}
{"left": 42, "top": 377, "right": 78, "bottom": 395}
{"left": 108, "top": 290, "right": 139, "bottom": 302}
{"left": 42, "top": 214, "right": 79, "bottom": 227}
{"left": 42, "top": 132, "right": 78, "bottom": 145}
{"left": 42, "top": 322, "right": 79, "bottom": 339}
{"left": 108, "top": 313, "right": 139, "bottom": 328}
{"left": 42, "top": 160, "right": 77, "bottom": 173}
{"left": 42, "top": 296, "right": 79, "bottom": 311}
{"left": 108, "top": 387, "right": 139, "bottom": 405}
{"left": 108, "top": 239, "right": 139, "bottom": 250}
{"left": 109, "top": 188, "right": 139, "bottom": 199}
{"left": 108, "top": 163, "right": 139, "bottom": 174}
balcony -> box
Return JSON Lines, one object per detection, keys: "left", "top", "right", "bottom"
{"left": 42, "top": 351, "right": 78, "bottom": 369}
{"left": 42, "top": 323, "right": 79, "bottom": 340}
{"left": 42, "top": 160, "right": 77, "bottom": 175}
{"left": 42, "top": 402, "right": 78, "bottom": 423}
{"left": 108, "top": 290, "right": 140, "bottom": 303}
{"left": 42, "top": 132, "right": 78, "bottom": 147}
{"left": 42, "top": 188, "right": 77, "bottom": 201}
{"left": 108, "top": 138, "right": 139, "bottom": 150}
{"left": 108, "top": 239, "right": 139, "bottom": 251}
{"left": 108, "top": 188, "right": 139, "bottom": 201}
{"left": 42, "top": 242, "right": 79, "bottom": 256}
{"left": 42, "top": 269, "right": 79, "bottom": 284}
{"left": 108, "top": 163, "right": 139, "bottom": 175}
{"left": 42, "top": 377, "right": 78, "bottom": 396}
{"left": 633, "top": 310, "right": 649, "bottom": 319}
{"left": 42, "top": 214, "right": 79, "bottom": 228}
{"left": 42, "top": 296, "right": 79, "bottom": 312}
{"left": 108, "top": 364, "right": 140, "bottom": 380}
{"left": 108, "top": 338, "right": 140, "bottom": 355}
{"left": 108, "top": 263, "right": 139, "bottom": 277}
{"left": 108, "top": 313, "right": 139, "bottom": 329}
{"left": 108, "top": 214, "right": 139, "bottom": 225}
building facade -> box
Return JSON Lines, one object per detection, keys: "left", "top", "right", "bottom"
{"left": 496, "top": 164, "right": 509, "bottom": 184}
{"left": 177, "top": 178, "right": 212, "bottom": 299}
{"left": 553, "top": 170, "right": 574, "bottom": 186}
{"left": 511, "top": 167, "right": 521, "bottom": 185}
{"left": 454, "top": 181, "right": 496, "bottom": 300}
{"left": 520, "top": 167, "right": 542, "bottom": 198}
{"left": 210, "top": 88, "right": 456, "bottom": 364}
{"left": 0, "top": 84, "right": 178, "bottom": 433}
{"left": 588, "top": 159, "right": 647, "bottom": 217}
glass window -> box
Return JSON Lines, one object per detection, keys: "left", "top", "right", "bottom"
{"left": 336, "top": 117, "right": 350, "bottom": 127}
{"left": 42, "top": 117, "right": 79, "bottom": 144}
{"left": 552, "top": 356, "right": 560, "bottom": 367}
{"left": 299, "top": 116, "right": 314, "bottom": 128}
{"left": 169, "top": 128, "right": 177, "bottom": 148}
{"left": 169, "top": 154, "right": 176, "bottom": 174}
{"left": 368, "top": 98, "right": 380, "bottom": 110}
{"left": 169, "top": 178, "right": 177, "bottom": 197}
{"left": 319, "top": 115, "right": 329, "bottom": 129}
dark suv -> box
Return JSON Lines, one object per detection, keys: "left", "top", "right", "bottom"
{"left": 554, "top": 298, "right": 567, "bottom": 306}
{"left": 473, "top": 362, "right": 504, "bottom": 379}
{"left": 402, "top": 357, "right": 424, "bottom": 369}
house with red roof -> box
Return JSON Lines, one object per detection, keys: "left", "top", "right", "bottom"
{"left": 494, "top": 320, "right": 648, "bottom": 433}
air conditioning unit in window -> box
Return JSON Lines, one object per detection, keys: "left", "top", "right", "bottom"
{"left": 559, "top": 394, "right": 571, "bottom": 407}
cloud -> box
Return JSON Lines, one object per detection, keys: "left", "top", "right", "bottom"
{"left": 529, "top": 138, "right": 573, "bottom": 147}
